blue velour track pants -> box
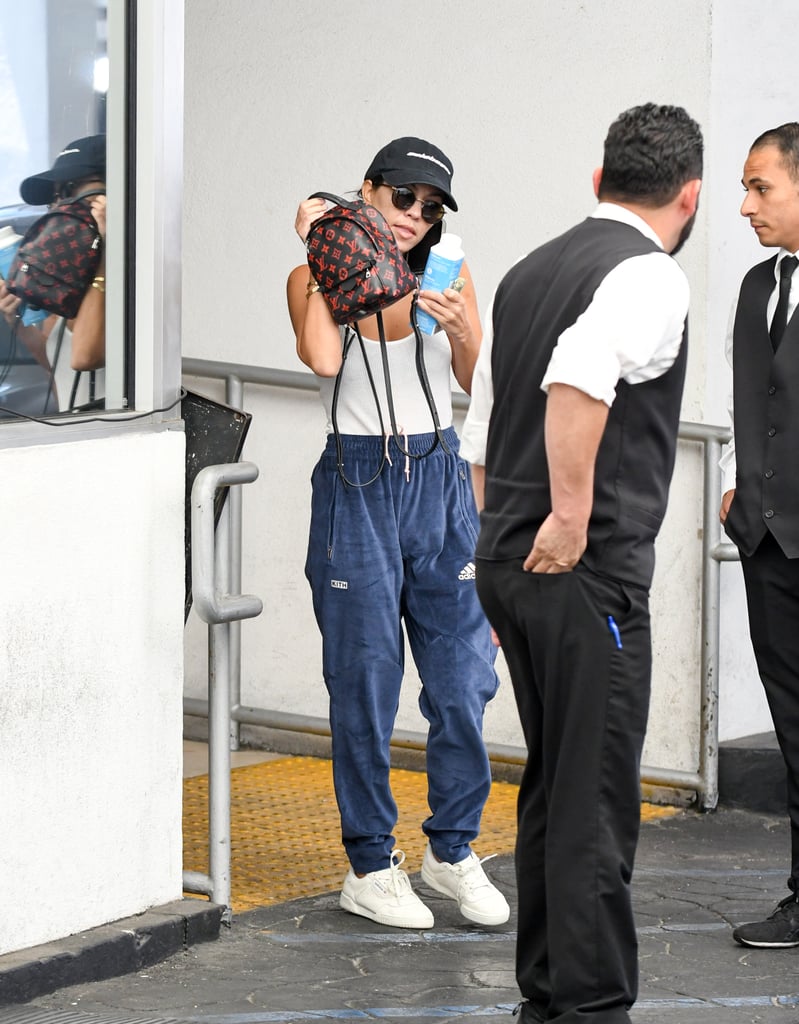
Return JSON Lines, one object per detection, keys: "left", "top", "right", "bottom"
{"left": 305, "top": 428, "right": 499, "bottom": 875}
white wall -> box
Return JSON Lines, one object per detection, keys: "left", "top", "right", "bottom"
{"left": 705, "top": 0, "right": 799, "bottom": 740}
{"left": 182, "top": 1, "right": 796, "bottom": 783}
{"left": 0, "top": 430, "right": 185, "bottom": 955}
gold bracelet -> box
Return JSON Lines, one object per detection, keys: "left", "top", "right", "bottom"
{"left": 306, "top": 277, "right": 320, "bottom": 299}
{"left": 91, "top": 275, "right": 106, "bottom": 293}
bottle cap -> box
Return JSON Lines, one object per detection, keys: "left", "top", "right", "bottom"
{"left": 436, "top": 233, "right": 463, "bottom": 255}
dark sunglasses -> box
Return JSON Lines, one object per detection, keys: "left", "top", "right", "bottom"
{"left": 388, "top": 186, "right": 446, "bottom": 224}
{"left": 52, "top": 177, "right": 103, "bottom": 203}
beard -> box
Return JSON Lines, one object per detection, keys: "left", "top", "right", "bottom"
{"left": 670, "top": 212, "right": 696, "bottom": 256}
{"left": 670, "top": 194, "right": 700, "bottom": 256}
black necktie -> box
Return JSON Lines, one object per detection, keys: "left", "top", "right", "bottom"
{"left": 770, "top": 255, "right": 798, "bottom": 351}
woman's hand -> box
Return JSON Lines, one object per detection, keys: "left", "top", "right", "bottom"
{"left": 0, "top": 283, "right": 52, "bottom": 368}
{"left": 0, "top": 281, "right": 22, "bottom": 326}
{"left": 416, "top": 285, "right": 470, "bottom": 344}
{"left": 417, "top": 262, "right": 482, "bottom": 394}
{"left": 90, "top": 194, "right": 107, "bottom": 239}
{"left": 294, "top": 197, "right": 328, "bottom": 243}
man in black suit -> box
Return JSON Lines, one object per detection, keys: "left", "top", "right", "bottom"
{"left": 720, "top": 122, "right": 799, "bottom": 948}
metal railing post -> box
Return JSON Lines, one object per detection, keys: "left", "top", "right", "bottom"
{"left": 699, "top": 436, "right": 721, "bottom": 810}
{"left": 699, "top": 430, "right": 726, "bottom": 810}
{"left": 225, "top": 374, "right": 245, "bottom": 751}
{"left": 184, "top": 461, "right": 262, "bottom": 921}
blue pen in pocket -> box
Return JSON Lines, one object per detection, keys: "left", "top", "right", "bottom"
{"left": 607, "top": 615, "right": 623, "bottom": 650}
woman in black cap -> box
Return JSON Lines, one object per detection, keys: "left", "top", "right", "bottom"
{"left": 0, "top": 135, "right": 107, "bottom": 411}
{"left": 287, "top": 137, "right": 508, "bottom": 932}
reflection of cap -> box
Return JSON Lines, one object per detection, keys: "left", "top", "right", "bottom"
{"left": 364, "top": 137, "right": 458, "bottom": 211}
{"left": 20, "top": 135, "right": 106, "bottom": 206}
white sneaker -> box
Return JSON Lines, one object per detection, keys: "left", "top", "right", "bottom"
{"left": 340, "top": 849, "right": 434, "bottom": 929}
{"left": 421, "top": 843, "right": 510, "bottom": 925}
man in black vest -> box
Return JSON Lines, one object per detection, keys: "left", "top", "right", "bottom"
{"left": 459, "top": 104, "right": 703, "bottom": 1024}
{"left": 720, "top": 122, "right": 799, "bottom": 949}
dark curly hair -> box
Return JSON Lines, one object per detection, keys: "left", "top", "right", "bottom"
{"left": 598, "top": 103, "right": 703, "bottom": 208}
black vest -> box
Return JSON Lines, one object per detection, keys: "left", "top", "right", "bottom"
{"left": 725, "top": 256, "right": 799, "bottom": 558}
{"left": 477, "top": 217, "right": 688, "bottom": 590}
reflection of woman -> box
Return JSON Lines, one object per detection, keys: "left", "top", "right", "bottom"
{"left": 0, "top": 135, "right": 106, "bottom": 412}
{"left": 286, "top": 137, "right": 509, "bottom": 931}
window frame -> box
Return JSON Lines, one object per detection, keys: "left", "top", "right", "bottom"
{"left": 0, "top": 0, "right": 183, "bottom": 448}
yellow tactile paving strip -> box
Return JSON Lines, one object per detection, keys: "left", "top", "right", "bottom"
{"left": 183, "top": 756, "right": 678, "bottom": 913}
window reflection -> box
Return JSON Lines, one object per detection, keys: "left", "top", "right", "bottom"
{"left": 0, "top": 0, "right": 112, "bottom": 421}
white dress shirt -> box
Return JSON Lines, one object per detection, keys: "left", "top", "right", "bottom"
{"left": 719, "top": 249, "right": 799, "bottom": 493}
{"left": 459, "top": 203, "right": 690, "bottom": 466}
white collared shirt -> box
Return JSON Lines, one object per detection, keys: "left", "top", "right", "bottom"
{"left": 719, "top": 248, "right": 799, "bottom": 492}
{"left": 460, "top": 203, "right": 690, "bottom": 466}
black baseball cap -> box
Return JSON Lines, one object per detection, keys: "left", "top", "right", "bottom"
{"left": 364, "top": 137, "right": 458, "bottom": 211}
{"left": 20, "top": 134, "right": 106, "bottom": 205}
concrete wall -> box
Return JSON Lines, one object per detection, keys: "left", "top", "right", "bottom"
{"left": 182, "top": 2, "right": 797, "bottom": 781}
{"left": 0, "top": 429, "right": 185, "bottom": 955}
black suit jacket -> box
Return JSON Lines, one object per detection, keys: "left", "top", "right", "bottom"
{"left": 725, "top": 256, "right": 799, "bottom": 558}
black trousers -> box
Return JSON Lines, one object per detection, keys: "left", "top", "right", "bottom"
{"left": 740, "top": 531, "right": 799, "bottom": 886}
{"left": 476, "top": 559, "right": 651, "bottom": 1024}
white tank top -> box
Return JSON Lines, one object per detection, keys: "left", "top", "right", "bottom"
{"left": 318, "top": 327, "right": 454, "bottom": 435}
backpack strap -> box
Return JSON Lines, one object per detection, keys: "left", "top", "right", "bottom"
{"left": 68, "top": 369, "right": 82, "bottom": 411}
{"left": 307, "top": 191, "right": 352, "bottom": 210}
{"left": 331, "top": 323, "right": 388, "bottom": 488}
{"left": 46, "top": 318, "right": 68, "bottom": 414}
{"left": 68, "top": 188, "right": 106, "bottom": 204}
{"left": 410, "top": 297, "right": 451, "bottom": 455}
{"left": 376, "top": 310, "right": 447, "bottom": 461}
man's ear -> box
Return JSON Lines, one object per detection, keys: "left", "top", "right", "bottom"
{"left": 592, "top": 167, "right": 603, "bottom": 199}
{"left": 680, "top": 178, "right": 702, "bottom": 216}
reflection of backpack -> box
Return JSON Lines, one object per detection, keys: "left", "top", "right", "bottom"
{"left": 6, "top": 190, "right": 104, "bottom": 320}
{"left": 305, "top": 192, "right": 417, "bottom": 324}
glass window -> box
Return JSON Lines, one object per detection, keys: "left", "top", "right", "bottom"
{"left": 0, "top": 0, "right": 125, "bottom": 421}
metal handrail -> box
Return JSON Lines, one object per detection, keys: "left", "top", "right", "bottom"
{"left": 182, "top": 357, "right": 734, "bottom": 810}
{"left": 184, "top": 461, "right": 262, "bottom": 918}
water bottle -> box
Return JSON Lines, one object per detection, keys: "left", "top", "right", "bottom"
{"left": 415, "top": 233, "right": 465, "bottom": 335}
{"left": 0, "top": 224, "right": 47, "bottom": 327}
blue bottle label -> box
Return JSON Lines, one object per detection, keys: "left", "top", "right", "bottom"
{"left": 416, "top": 252, "right": 464, "bottom": 335}
{"left": 0, "top": 241, "right": 19, "bottom": 280}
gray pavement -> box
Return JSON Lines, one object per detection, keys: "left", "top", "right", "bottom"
{"left": 6, "top": 806, "right": 799, "bottom": 1024}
